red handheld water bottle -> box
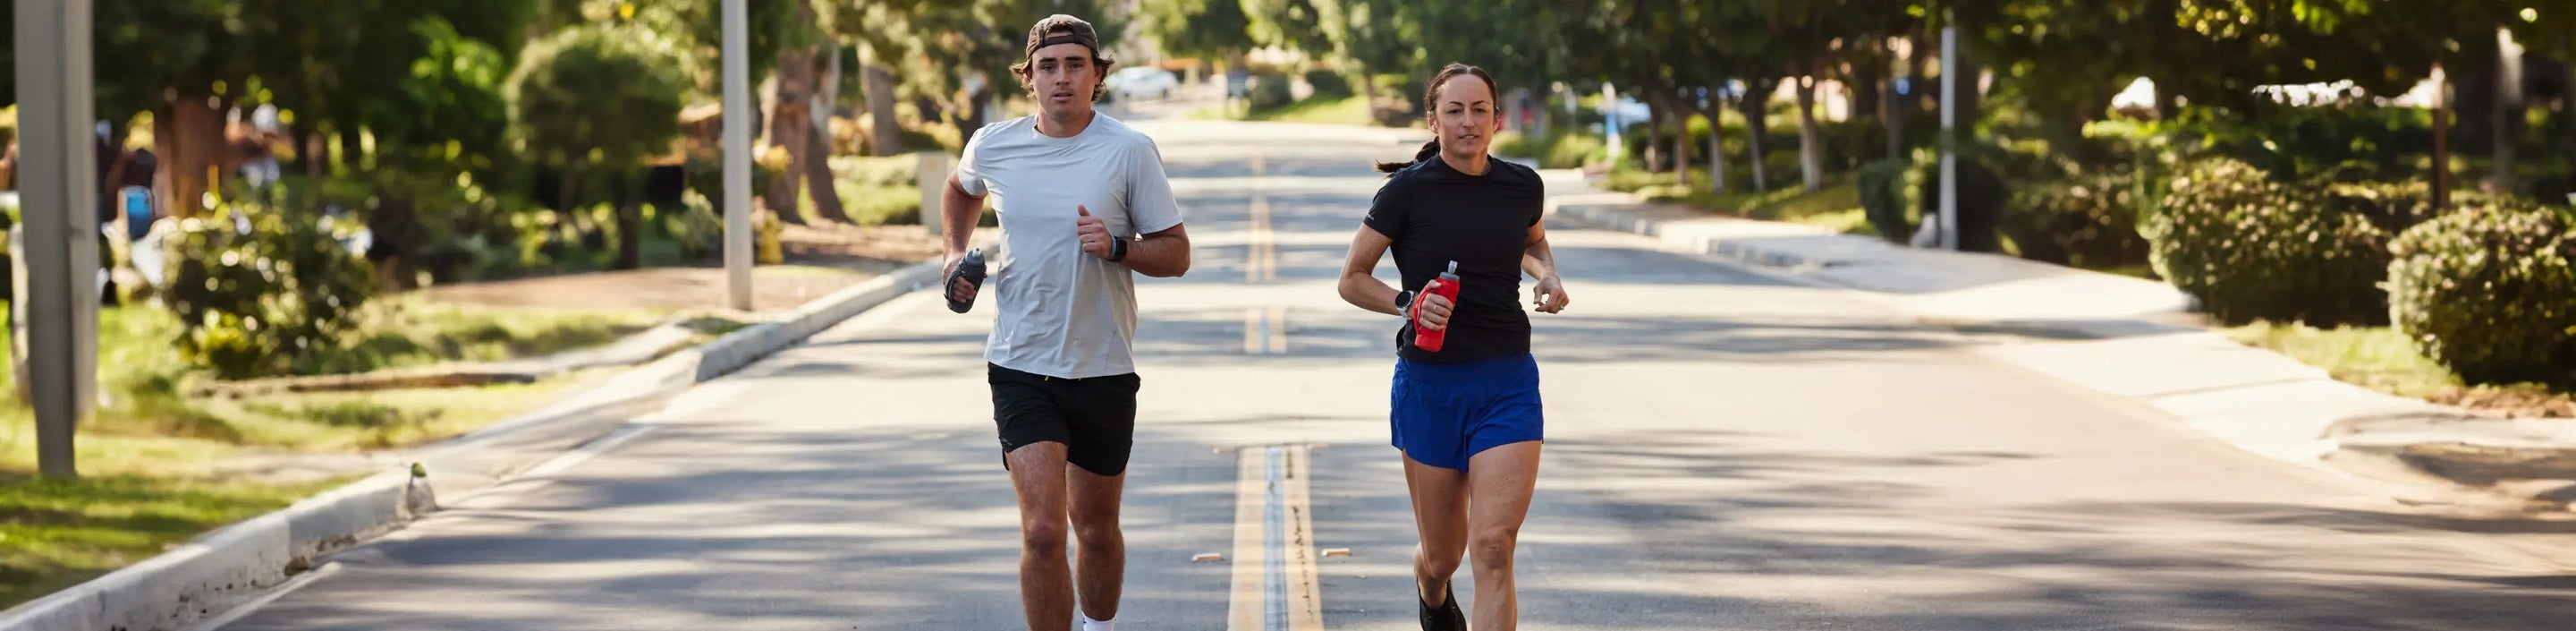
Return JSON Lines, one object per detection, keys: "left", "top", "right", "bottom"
{"left": 1412, "top": 260, "right": 1462, "bottom": 353}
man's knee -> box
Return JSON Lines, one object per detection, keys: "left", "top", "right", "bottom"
{"left": 1071, "top": 513, "right": 1121, "bottom": 548}
{"left": 1469, "top": 524, "right": 1519, "bottom": 571}
{"left": 1023, "top": 517, "right": 1071, "bottom": 555}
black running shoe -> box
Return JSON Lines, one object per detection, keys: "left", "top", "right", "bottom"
{"left": 1418, "top": 579, "right": 1466, "bottom": 631}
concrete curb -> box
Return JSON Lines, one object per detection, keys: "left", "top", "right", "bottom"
{"left": 0, "top": 252, "right": 969, "bottom": 631}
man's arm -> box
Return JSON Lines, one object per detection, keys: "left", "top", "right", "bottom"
{"left": 1120, "top": 223, "right": 1191, "bottom": 278}
{"left": 941, "top": 173, "right": 984, "bottom": 260}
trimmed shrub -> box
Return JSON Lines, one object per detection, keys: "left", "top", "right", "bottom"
{"left": 2386, "top": 200, "right": 2576, "bottom": 387}
{"left": 1858, "top": 158, "right": 1916, "bottom": 242}
{"left": 2004, "top": 170, "right": 2150, "bottom": 269}
{"left": 162, "top": 192, "right": 379, "bottom": 379}
{"left": 1303, "top": 69, "right": 1353, "bottom": 99}
{"left": 1911, "top": 151, "right": 2008, "bottom": 252}
{"left": 1250, "top": 72, "right": 1294, "bottom": 110}
{"left": 2145, "top": 158, "right": 2389, "bottom": 325}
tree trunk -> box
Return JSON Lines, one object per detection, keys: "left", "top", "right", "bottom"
{"left": 1741, "top": 86, "right": 1770, "bottom": 194}
{"left": 615, "top": 171, "right": 641, "bottom": 270}
{"left": 818, "top": 42, "right": 843, "bottom": 124}
{"left": 338, "top": 130, "right": 363, "bottom": 174}
{"left": 866, "top": 64, "right": 903, "bottom": 156}
{"left": 803, "top": 124, "right": 847, "bottom": 222}
{"left": 1668, "top": 93, "right": 1691, "bottom": 188}
{"left": 295, "top": 124, "right": 325, "bottom": 181}
{"left": 1706, "top": 103, "right": 1727, "bottom": 194}
{"left": 768, "top": 46, "right": 818, "bottom": 225}
{"left": 154, "top": 95, "right": 226, "bottom": 217}
{"left": 1795, "top": 73, "right": 1825, "bottom": 192}
{"left": 1886, "top": 74, "right": 1909, "bottom": 160}
{"left": 1852, "top": 65, "right": 1883, "bottom": 130}
{"left": 558, "top": 166, "right": 580, "bottom": 216}
{"left": 794, "top": 44, "right": 850, "bottom": 222}
{"left": 1648, "top": 94, "right": 1669, "bottom": 172}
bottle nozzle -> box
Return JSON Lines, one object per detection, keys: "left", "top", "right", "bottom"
{"left": 1445, "top": 260, "right": 1459, "bottom": 274}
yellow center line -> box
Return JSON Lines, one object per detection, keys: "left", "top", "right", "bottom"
{"left": 1243, "top": 308, "right": 1265, "bottom": 355}
{"left": 1246, "top": 196, "right": 1274, "bottom": 284}
{"left": 1227, "top": 447, "right": 1269, "bottom": 629}
{"left": 1227, "top": 445, "right": 1325, "bottom": 631}
{"left": 1268, "top": 306, "right": 1289, "bottom": 354}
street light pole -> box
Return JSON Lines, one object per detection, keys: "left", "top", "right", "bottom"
{"left": 722, "top": 0, "right": 753, "bottom": 311}
{"left": 1938, "top": 20, "right": 1959, "bottom": 252}
{"left": 17, "top": 0, "right": 99, "bottom": 479}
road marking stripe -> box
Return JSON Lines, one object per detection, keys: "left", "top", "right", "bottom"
{"left": 1268, "top": 306, "right": 1289, "bottom": 354}
{"left": 1227, "top": 448, "right": 1269, "bottom": 629}
{"left": 1243, "top": 308, "right": 1265, "bottom": 355}
{"left": 1229, "top": 445, "right": 1326, "bottom": 631}
{"left": 1246, "top": 196, "right": 1274, "bottom": 284}
{"left": 1284, "top": 446, "right": 1326, "bottom": 630}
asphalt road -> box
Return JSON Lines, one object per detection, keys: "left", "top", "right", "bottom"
{"left": 212, "top": 118, "right": 2576, "bottom": 631}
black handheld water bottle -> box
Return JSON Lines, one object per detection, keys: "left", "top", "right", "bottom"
{"left": 945, "top": 248, "right": 987, "bottom": 313}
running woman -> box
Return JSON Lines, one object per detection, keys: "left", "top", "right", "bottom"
{"left": 1335, "top": 63, "right": 1570, "bottom": 631}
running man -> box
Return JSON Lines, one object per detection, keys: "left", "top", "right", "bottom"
{"left": 1336, "top": 63, "right": 1570, "bottom": 631}
{"left": 940, "top": 14, "right": 1192, "bottom": 631}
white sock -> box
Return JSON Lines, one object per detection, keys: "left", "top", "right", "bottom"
{"left": 1079, "top": 611, "right": 1114, "bottom": 631}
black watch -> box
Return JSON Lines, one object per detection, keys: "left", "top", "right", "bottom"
{"left": 1109, "top": 235, "right": 1129, "bottom": 262}
{"left": 1394, "top": 289, "right": 1416, "bottom": 313}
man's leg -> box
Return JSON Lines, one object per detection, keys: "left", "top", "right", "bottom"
{"left": 1464, "top": 441, "right": 1543, "bottom": 631}
{"left": 1063, "top": 372, "right": 1139, "bottom": 627}
{"left": 1067, "top": 465, "right": 1125, "bottom": 624}
{"left": 1008, "top": 442, "right": 1077, "bottom": 631}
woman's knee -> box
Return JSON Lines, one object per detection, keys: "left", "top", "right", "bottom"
{"left": 1469, "top": 524, "right": 1520, "bottom": 571}
{"left": 1416, "top": 545, "right": 1463, "bottom": 579}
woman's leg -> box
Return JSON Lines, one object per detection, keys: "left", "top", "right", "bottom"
{"left": 1403, "top": 452, "right": 1471, "bottom": 608}
{"left": 1464, "top": 441, "right": 1542, "bottom": 630}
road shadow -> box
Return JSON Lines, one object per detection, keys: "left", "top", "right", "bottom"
{"left": 231, "top": 422, "right": 1244, "bottom": 629}
{"left": 1459, "top": 429, "right": 2576, "bottom": 630}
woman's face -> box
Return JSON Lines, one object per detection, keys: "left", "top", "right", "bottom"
{"left": 1428, "top": 74, "right": 1498, "bottom": 158}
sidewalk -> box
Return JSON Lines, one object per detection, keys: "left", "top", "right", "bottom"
{"left": 1538, "top": 169, "right": 2576, "bottom": 511}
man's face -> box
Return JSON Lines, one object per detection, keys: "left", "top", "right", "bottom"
{"left": 1027, "top": 41, "right": 1098, "bottom": 117}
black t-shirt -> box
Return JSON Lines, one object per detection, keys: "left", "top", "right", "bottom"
{"left": 1362, "top": 156, "right": 1544, "bottom": 363}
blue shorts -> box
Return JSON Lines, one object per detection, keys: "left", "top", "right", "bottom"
{"left": 1391, "top": 354, "right": 1544, "bottom": 472}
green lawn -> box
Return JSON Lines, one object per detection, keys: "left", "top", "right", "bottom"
{"left": 2220, "top": 321, "right": 2575, "bottom": 416}
{"left": 0, "top": 296, "right": 704, "bottom": 607}
{"left": 1608, "top": 169, "right": 1870, "bottom": 234}
{"left": 1192, "top": 95, "right": 1377, "bottom": 127}
{"left": 0, "top": 473, "right": 341, "bottom": 608}
{"left": 2221, "top": 322, "right": 2462, "bottom": 398}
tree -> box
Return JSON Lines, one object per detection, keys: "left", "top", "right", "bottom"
{"left": 766, "top": 0, "right": 851, "bottom": 224}
{"left": 1145, "top": 0, "right": 1255, "bottom": 62}
{"left": 505, "top": 25, "right": 691, "bottom": 269}
{"left": 826, "top": 0, "right": 1129, "bottom": 156}
{"left": 1244, "top": 0, "right": 1339, "bottom": 59}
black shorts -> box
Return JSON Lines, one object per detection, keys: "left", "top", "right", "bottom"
{"left": 988, "top": 363, "right": 1140, "bottom": 476}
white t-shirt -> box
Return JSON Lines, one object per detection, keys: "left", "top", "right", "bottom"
{"left": 954, "top": 114, "right": 1184, "bottom": 379}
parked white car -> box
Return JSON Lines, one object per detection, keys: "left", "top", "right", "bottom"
{"left": 1108, "top": 66, "right": 1179, "bottom": 101}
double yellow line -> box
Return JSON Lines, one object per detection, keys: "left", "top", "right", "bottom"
{"left": 1228, "top": 445, "right": 1326, "bottom": 631}
{"left": 1242, "top": 306, "right": 1288, "bottom": 355}
{"left": 1245, "top": 154, "right": 1278, "bottom": 284}
{"left": 1245, "top": 196, "right": 1278, "bottom": 284}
